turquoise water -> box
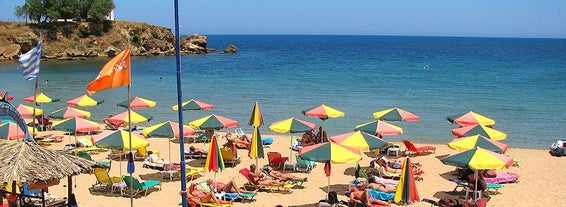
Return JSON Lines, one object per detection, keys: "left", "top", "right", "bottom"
{"left": 1, "top": 35, "right": 565, "bottom": 149}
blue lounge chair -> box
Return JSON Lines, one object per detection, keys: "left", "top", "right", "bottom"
{"left": 122, "top": 175, "right": 161, "bottom": 197}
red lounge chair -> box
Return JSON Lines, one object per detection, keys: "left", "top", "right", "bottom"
{"left": 267, "top": 152, "right": 288, "bottom": 169}
{"left": 402, "top": 140, "right": 436, "bottom": 156}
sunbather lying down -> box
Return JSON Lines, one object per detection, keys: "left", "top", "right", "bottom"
{"left": 182, "top": 183, "right": 233, "bottom": 205}
{"left": 249, "top": 164, "right": 287, "bottom": 186}
{"left": 429, "top": 198, "right": 479, "bottom": 207}
{"left": 148, "top": 151, "right": 167, "bottom": 164}
{"left": 264, "top": 166, "right": 307, "bottom": 181}
{"left": 206, "top": 179, "right": 257, "bottom": 195}
{"left": 348, "top": 185, "right": 391, "bottom": 206}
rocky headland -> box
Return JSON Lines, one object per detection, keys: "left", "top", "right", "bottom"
{"left": 0, "top": 20, "right": 226, "bottom": 61}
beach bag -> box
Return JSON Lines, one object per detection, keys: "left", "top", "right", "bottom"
{"left": 328, "top": 191, "right": 339, "bottom": 204}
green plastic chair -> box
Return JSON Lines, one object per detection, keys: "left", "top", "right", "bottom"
{"left": 122, "top": 175, "right": 161, "bottom": 197}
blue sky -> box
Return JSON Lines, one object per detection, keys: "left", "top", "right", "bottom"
{"left": 1, "top": 0, "right": 565, "bottom": 38}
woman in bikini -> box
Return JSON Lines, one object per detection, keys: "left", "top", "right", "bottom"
{"left": 264, "top": 166, "right": 307, "bottom": 181}
{"left": 182, "top": 183, "right": 233, "bottom": 205}
{"left": 206, "top": 179, "right": 257, "bottom": 195}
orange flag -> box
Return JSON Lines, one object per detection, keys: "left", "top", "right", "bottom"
{"left": 86, "top": 47, "right": 131, "bottom": 94}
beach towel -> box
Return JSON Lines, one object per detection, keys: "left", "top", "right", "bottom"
{"left": 368, "top": 189, "right": 394, "bottom": 201}
{"left": 484, "top": 172, "right": 519, "bottom": 184}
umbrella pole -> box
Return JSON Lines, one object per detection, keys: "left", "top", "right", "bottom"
{"left": 474, "top": 170, "right": 478, "bottom": 201}
{"left": 31, "top": 78, "right": 38, "bottom": 141}
{"left": 327, "top": 176, "right": 331, "bottom": 197}
{"left": 127, "top": 86, "right": 134, "bottom": 207}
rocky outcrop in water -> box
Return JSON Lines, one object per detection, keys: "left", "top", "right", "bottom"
{"left": 0, "top": 20, "right": 217, "bottom": 61}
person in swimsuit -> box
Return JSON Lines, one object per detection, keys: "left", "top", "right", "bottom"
{"left": 249, "top": 164, "right": 286, "bottom": 186}
{"left": 206, "top": 179, "right": 257, "bottom": 195}
{"left": 264, "top": 166, "right": 307, "bottom": 181}
{"left": 182, "top": 183, "right": 233, "bottom": 205}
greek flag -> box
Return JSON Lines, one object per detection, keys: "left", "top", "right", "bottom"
{"left": 19, "top": 35, "right": 42, "bottom": 80}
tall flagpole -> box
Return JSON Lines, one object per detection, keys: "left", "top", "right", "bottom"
{"left": 31, "top": 78, "right": 39, "bottom": 141}
{"left": 127, "top": 86, "right": 133, "bottom": 207}
{"left": 174, "top": 1, "right": 188, "bottom": 206}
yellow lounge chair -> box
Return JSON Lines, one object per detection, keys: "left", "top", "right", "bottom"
{"left": 239, "top": 168, "right": 293, "bottom": 193}
{"left": 93, "top": 168, "right": 122, "bottom": 193}
{"left": 220, "top": 148, "right": 241, "bottom": 167}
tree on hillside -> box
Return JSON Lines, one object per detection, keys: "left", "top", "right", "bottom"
{"left": 15, "top": 0, "right": 114, "bottom": 23}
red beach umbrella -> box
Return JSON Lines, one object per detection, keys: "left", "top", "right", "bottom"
{"left": 393, "top": 157, "right": 420, "bottom": 205}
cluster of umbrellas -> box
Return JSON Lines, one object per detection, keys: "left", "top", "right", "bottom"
{"left": 5, "top": 92, "right": 516, "bottom": 205}
{"left": 442, "top": 111, "right": 514, "bottom": 201}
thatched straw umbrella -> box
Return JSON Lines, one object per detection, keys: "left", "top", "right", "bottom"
{"left": 0, "top": 140, "right": 94, "bottom": 206}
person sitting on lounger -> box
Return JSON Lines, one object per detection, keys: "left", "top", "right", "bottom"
{"left": 182, "top": 183, "right": 233, "bottom": 205}
{"left": 249, "top": 164, "right": 286, "bottom": 186}
{"left": 206, "top": 179, "right": 257, "bottom": 195}
{"left": 348, "top": 185, "right": 391, "bottom": 206}
{"left": 189, "top": 146, "right": 208, "bottom": 155}
{"left": 376, "top": 157, "right": 402, "bottom": 175}
{"left": 301, "top": 130, "right": 316, "bottom": 147}
{"left": 264, "top": 166, "right": 307, "bottom": 181}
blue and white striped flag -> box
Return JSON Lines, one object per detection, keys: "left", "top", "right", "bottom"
{"left": 18, "top": 35, "right": 42, "bottom": 80}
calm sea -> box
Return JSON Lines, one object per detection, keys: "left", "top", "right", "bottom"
{"left": 1, "top": 35, "right": 565, "bottom": 149}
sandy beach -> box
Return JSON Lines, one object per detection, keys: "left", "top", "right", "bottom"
{"left": 31, "top": 126, "right": 562, "bottom": 207}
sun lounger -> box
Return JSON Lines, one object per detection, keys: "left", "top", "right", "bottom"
{"left": 483, "top": 172, "right": 519, "bottom": 184}
{"left": 220, "top": 148, "right": 241, "bottom": 167}
{"left": 239, "top": 168, "right": 294, "bottom": 193}
{"left": 122, "top": 175, "right": 161, "bottom": 197}
{"left": 198, "top": 181, "right": 256, "bottom": 203}
{"left": 402, "top": 140, "right": 436, "bottom": 156}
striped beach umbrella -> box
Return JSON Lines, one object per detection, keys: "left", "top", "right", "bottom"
{"left": 172, "top": 99, "right": 214, "bottom": 111}
{"left": 16, "top": 104, "right": 43, "bottom": 117}
{"left": 142, "top": 121, "right": 196, "bottom": 138}
{"left": 66, "top": 94, "right": 105, "bottom": 107}
{"left": 51, "top": 117, "right": 100, "bottom": 133}
{"left": 189, "top": 114, "right": 238, "bottom": 130}
{"left": 108, "top": 110, "right": 153, "bottom": 124}
{"left": 142, "top": 121, "right": 196, "bottom": 163}
{"left": 23, "top": 93, "right": 60, "bottom": 103}
{"left": 330, "top": 131, "right": 388, "bottom": 151}
{"left": 299, "top": 141, "right": 361, "bottom": 194}
{"left": 48, "top": 107, "right": 91, "bottom": 119}
{"left": 394, "top": 157, "right": 420, "bottom": 205}
{"left": 441, "top": 147, "right": 514, "bottom": 170}
{"left": 92, "top": 130, "right": 149, "bottom": 151}
{"left": 204, "top": 135, "right": 225, "bottom": 172}
{"left": 373, "top": 107, "right": 420, "bottom": 122}
{"left": 441, "top": 147, "right": 514, "bottom": 200}
{"left": 248, "top": 102, "right": 264, "bottom": 161}
{"left": 448, "top": 135, "right": 508, "bottom": 153}
{"left": 0, "top": 123, "right": 37, "bottom": 140}
{"left": 302, "top": 104, "right": 345, "bottom": 120}
{"left": 452, "top": 124, "right": 506, "bottom": 140}
{"left": 248, "top": 102, "right": 264, "bottom": 127}
{"left": 117, "top": 96, "right": 157, "bottom": 109}
{"left": 354, "top": 120, "right": 403, "bottom": 136}
{"left": 447, "top": 111, "right": 495, "bottom": 126}
{"left": 268, "top": 117, "right": 316, "bottom": 133}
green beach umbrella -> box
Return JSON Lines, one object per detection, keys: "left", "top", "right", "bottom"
{"left": 329, "top": 130, "right": 388, "bottom": 151}
{"left": 373, "top": 107, "right": 420, "bottom": 122}
{"left": 451, "top": 124, "right": 506, "bottom": 141}
{"left": 172, "top": 99, "right": 214, "bottom": 111}
{"left": 66, "top": 94, "right": 105, "bottom": 107}
{"left": 268, "top": 117, "right": 316, "bottom": 133}
{"left": 189, "top": 114, "right": 238, "bottom": 130}
{"left": 117, "top": 96, "right": 157, "bottom": 109}
{"left": 354, "top": 120, "right": 403, "bottom": 136}
{"left": 48, "top": 107, "right": 91, "bottom": 119}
